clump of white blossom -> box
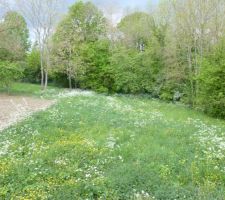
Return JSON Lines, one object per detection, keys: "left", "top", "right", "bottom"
{"left": 132, "top": 189, "right": 156, "bottom": 200}
{"left": 54, "top": 157, "right": 69, "bottom": 166}
{"left": 0, "top": 140, "right": 12, "bottom": 157}
{"left": 106, "top": 135, "right": 117, "bottom": 149}
{"left": 57, "top": 90, "right": 94, "bottom": 98}
{"left": 187, "top": 118, "right": 225, "bottom": 161}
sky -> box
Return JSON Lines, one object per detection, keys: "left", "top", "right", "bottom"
{"left": 1, "top": 0, "right": 159, "bottom": 22}
{"left": 65, "top": 0, "right": 159, "bottom": 24}
{"left": 0, "top": 0, "right": 158, "bottom": 42}
{"left": 67, "top": 0, "right": 158, "bottom": 9}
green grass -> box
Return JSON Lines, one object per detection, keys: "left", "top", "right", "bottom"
{"left": 0, "top": 82, "right": 63, "bottom": 98}
{"left": 0, "top": 83, "right": 225, "bottom": 199}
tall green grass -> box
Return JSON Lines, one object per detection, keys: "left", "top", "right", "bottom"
{"left": 0, "top": 83, "right": 224, "bottom": 199}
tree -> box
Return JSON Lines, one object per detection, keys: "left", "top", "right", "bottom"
{"left": 168, "top": 0, "right": 225, "bottom": 105}
{"left": 0, "top": 61, "right": 23, "bottom": 92}
{"left": 78, "top": 40, "right": 111, "bottom": 92}
{"left": 0, "top": 11, "right": 28, "bottom": 92}
{"left": 197, "top": 39, "right": 225, "bottom": 118}
{"left": 118, "top": 12, "right": 153, "bottom": 51}
{"left": 106, "top": 12, "right": 164, "bottom": 94}
{"left": 24, "top": 45, "right": 41, "bottom": 83}
{"left": 109, "top": 38, "right": 163, "bottom": 94}
{"left": 0, "top": 11, "right": 29, "bottom": 61}
{"left": 16, "top": 0, "right": 62, "bottom": 89}
{"left": 52, "top": 1, "right": 107, "bottom": 89}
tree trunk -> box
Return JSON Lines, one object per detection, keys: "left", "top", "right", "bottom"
{"left": 68, "top": 69, "right": 72, "bottom": 90}
{"left": 39, "top": 46, "right": 44, "bottom": 90}
{"left": 68, "top": 50, "right": 73, "bottom": 90}
{"left": 187, "top": 46, "right": 195, "bottom": 106}
{"left": 44, "top": 47, "right": 50, "bottom": 90}
{"left": 44, "top": 70, "right": 48, "bottom": 90}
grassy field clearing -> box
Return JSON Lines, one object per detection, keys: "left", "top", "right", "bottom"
{"left": 0, "top": 83, "right": 225, "bottom": 200}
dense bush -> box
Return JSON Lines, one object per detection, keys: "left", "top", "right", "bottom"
{"left": 0, "top": 11, "right": 29, "bottom": 91}
{"left": 0, "top": 61, "right": 23, "bottom": 91}
{"left": 78, "top": 40, "right": 112, "bottom": 93}
{"left": 23, "top": 49, "right": 41, "bottom": 83}
{"left": 197, "top": 41, "right": 225, "bottom": 118}
{"left": 109, "top": 44, "right": 163, "bottom": 94}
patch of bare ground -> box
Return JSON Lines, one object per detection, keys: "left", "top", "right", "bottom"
{"left": 0, "top": 94, "right": 55, "bottom": 131}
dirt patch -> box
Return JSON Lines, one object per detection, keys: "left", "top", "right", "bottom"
{"left": 0, "top": 94, "right": 55, "bottom": 131}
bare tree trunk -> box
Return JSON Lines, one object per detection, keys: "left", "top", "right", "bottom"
{"left": 68, "top": 72, "right": 72, "bottom": 90}
{"left": 40, "top": 49, "right": 44, "bottom": 90}
{"left": 44, "top": 70, "right": 48, "bottom": 89}
{"left": 16, "top": 0, "right": 61, "bottom": 90}
{"left": 194, "top": 39, "right": 199, "bottom": 102}
{"left": 187, "top": 46, "right": 195, "bottom": 106}
{"left": 68, "top": 50, "right": 72, "bottom": 90}
{"left": 44, "top": 46, "right": 51, "bottom": 90}
{"left": 74, "top": 77, "right": 77, "bottom": 89}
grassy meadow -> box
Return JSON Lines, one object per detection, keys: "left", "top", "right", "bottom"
{"left": 0, "top": 83, "right": 225, "bottom": 199}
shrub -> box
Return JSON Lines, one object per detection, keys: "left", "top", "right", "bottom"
{"left": 78, "top": 40, "right": 112, "bottom": 92}
{"left": 109, "top": 42, "right": 163, "bottom": 94}
{"left": 0, "top": 61, "right": 23, "bottom": 91}
{"left": 197, "top": 41, "right": 225, "bottom": 118}
{"left": 23, "top": 49, "right": 41, "bottom": 83}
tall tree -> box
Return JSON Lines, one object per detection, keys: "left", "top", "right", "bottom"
{"left": 118, "top": 12, "right": 153, "bottom": 52}
{"left": 16, "top": 0, "right": 61, "bottom": 89}
{"left": 0, "top": 11, "right": 29, "bottom": 61}
{"left": 52, "top": 1, "right": 106, "bottom": 89}
{"left": 157, "top": 0, "right": 225, "bottom": 105}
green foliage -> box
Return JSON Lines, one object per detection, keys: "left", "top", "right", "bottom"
{"left": 78, "top": 40, "right": 112, "bottom": 92}
{"left": 52, "top": 1, "right": 107, "bottom": 88}
{"left": 158, "top": 66, "right": 187, "bottom": 101}
{"left": 0, "top": 2, "right": 222, "bottom": 120}
{"left": 24, "top": 48, "right": 41, "bottom": 83}
{"left": 109, "top": 47, "right": 139, "bottom": 93}
{"left": 4, "top": 11, "right": 30, "bottom": 51}
{"left": 68, "top": 1, "right": 106, "bottom": 42}
{"left": 0, "top": 11, "right": 29, "bottom": 61}
{"left": 197, "top": 41, "right": 225, "bottom": 118}
{"left": 109, "top": 38, "right": 163, "bottom": 94}
{"left": 0, "top": 61, "right": 23, "bottom": 90}
{"left": 118, "top": 12, "right": 153, "bottom": 49}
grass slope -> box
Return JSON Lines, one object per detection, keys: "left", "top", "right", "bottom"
{"left": 0, "top": 83, "right": 225, "bottom": 199}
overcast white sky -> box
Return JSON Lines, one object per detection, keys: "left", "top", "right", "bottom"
{"left": 65, "top": 0, "right": 159, "bottom": 24}
{"left": 1, "top": 0, "right": 158, "bottom": 22}
{"left": 0, "top": 0, "right": 158, "bottom": 42}
{"left": 66, "top": 0, "right": 158, "bottom": 9}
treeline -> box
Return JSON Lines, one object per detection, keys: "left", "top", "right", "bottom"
{"left": 0, "top": 11, "right": 29, "bottom": 90}
{"left": 0, "top": 0, "right": 224, "bottom": 118}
